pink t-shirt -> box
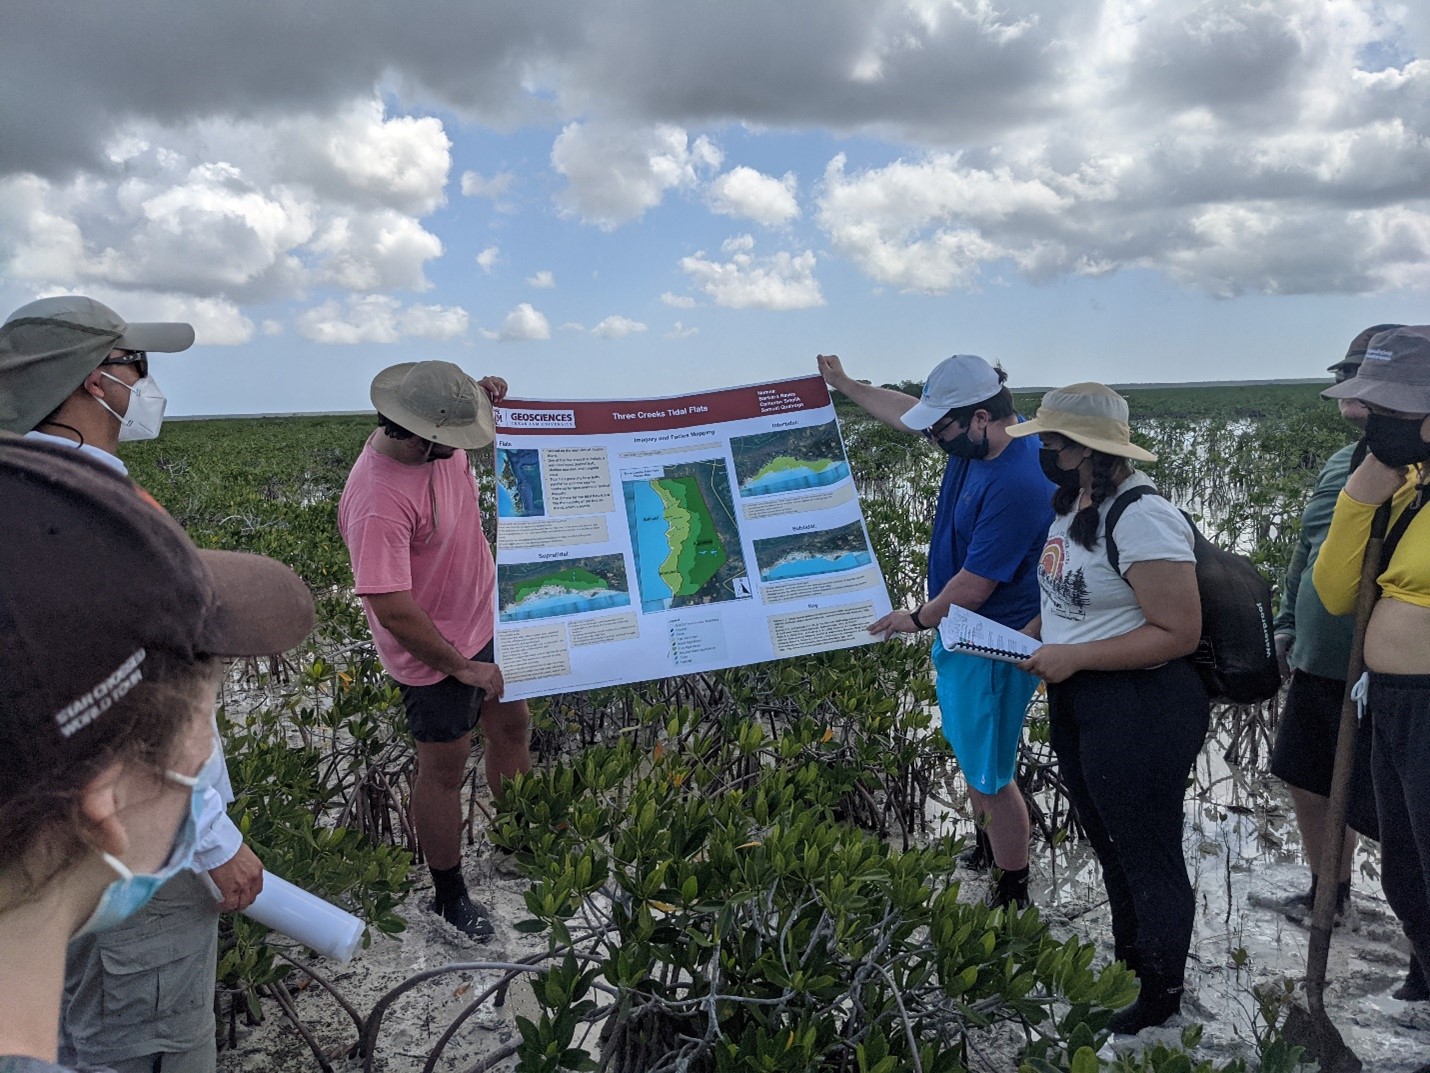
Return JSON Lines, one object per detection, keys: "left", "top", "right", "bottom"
{"left": 338, "top": 437, "right": 496, "bottom": 686}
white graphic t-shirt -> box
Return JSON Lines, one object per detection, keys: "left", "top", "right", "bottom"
{"left": 1037, "top": 472, "right": 1196, "bottom": 645}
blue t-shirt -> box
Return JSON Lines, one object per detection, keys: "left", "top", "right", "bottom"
{"left": 927, "top": 427, "right": 1054, "bottom": 630}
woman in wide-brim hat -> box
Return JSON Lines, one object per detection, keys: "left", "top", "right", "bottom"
{"left": 1007, "top": 382, "right": 1209, "bottom": 1036}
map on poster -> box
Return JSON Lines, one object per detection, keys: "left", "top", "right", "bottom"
{"left": 491, "top": 375, "right": 894, "bottom": 700}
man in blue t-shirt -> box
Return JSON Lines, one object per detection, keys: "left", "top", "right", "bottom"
{"left": 818, "top": 353, "right": 1055, "bottom": 908}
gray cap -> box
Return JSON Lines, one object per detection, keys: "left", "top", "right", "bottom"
{"left": 0, "top": 296, "right": 195, "bottom": 433}
{"left": 1323, "top": 325, "right": 1430, "bottom": 413}
{"left": 370, "top": 361, "right": 494, "bottom": 449}
{"left": 1328, "top": 323, "right": 1405, "bottom": 374}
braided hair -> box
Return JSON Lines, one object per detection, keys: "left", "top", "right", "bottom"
{"left": 1054, "top": 449, "right": 1134, "bottom": 551}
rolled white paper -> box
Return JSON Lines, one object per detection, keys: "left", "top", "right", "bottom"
{"left": 241, "top": 870, "right": 365, "bottom": 964}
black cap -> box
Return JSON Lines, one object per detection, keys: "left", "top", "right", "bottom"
{"left": 0, "top": 438, "right": 314, "bottom": 741}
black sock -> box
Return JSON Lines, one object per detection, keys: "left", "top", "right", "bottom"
{"left": 432, "top": 865, "right": 467, "bottom": 906}
{"left": 998, "top": 865, "right": 1030, "bottom": 890}
{"left": 1334, "top": 879, "right": 1351, "bottom": 915}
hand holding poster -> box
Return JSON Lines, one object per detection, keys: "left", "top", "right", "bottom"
{"left": 492, "top": 376, "right": 894, "bottom": 699}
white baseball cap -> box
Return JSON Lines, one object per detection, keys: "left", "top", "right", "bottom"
{"left": 898, "top": 354, "right": 1004, "bottom": 432}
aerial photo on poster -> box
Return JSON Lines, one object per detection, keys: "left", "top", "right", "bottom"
{"left": 496, "top": 447, "right": 545, "bottom": 518}
{"left": 752, "top": 519, "right": 875, "bottom": 583}
{"left": 497, "top": 554, "right": 631, "bottom": 622}
{"left": 729, "top": 419, "right": 852, "bottom": 497}
{"left": 623, "top": 458, "right": 747, "bottom": 613}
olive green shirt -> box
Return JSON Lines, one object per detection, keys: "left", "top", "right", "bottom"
{"left": 1273, "top": 443, "right": 1356, "bottom": 681}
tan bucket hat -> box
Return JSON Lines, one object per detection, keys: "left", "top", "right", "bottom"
{"left": 1005, "top": 382, "right": 1157, "bottom": 462}
{"left": 369, "top": 361, "right": 494, "bottom": 449}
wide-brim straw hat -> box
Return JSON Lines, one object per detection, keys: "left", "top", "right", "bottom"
{"left": 1005, "top": 382, "right": 1157, "bottom": 462}
{"left": 370, "top": 361, "right": 494, "bottom": 449}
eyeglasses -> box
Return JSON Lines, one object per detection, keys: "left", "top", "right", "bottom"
{"left": 922, "top": 410, "right": 961, "bottom": 443}
{"left": 101, "top": 351, "right": 149, "bottom": 379}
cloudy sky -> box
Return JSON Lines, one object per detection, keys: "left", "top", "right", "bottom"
{"left": 5, "top": 0, "right": 1430, "bottom": 415}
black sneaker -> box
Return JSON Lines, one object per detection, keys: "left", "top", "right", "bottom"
{"left": 1263, "top": 888, "right": 1314, "bottom": 924}
{"left": 1108, "top": 984, "right": 1183, "bottom": 1035}
{"left": 985, "top": 884, "right": 1031, "bottom": 910}
{"left": 1254, "top": 881, "right": 1349, "bottom": 927}
{"left": 431, "top": 892, "right": 495, "bottom": 941}
{"left": 959, "top": 829, "right": 993, "bottom": 873}
{"left": 984, "top": 866, "right": 1031, "bottom": 910}
{"left": 1394, "top": 957, "right": 1429, "bottom": 1002}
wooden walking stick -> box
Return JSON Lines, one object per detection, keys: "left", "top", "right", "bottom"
{"left": 1283, "top": 499, "right": 1391, "bottom": 1073}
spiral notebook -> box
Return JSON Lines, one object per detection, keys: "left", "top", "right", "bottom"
{"left": 936, "top": 605, "right": 1040, "bottom": 664}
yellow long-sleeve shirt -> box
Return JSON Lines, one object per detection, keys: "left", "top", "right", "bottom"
{"left": 1313, "top": 466, "right": 1430, "bottom": 615}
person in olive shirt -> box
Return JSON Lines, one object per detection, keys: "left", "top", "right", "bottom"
{"left": 1263, "top": 326, "right": 1397, "bottom": 930}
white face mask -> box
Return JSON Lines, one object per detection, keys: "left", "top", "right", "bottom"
{"left": 98, "top": 371, "right": 167, "bottom": 441}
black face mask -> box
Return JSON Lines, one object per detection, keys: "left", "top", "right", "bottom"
{"left": 1365, "top": 412, "right": 1430, "bottom": 468}
{"left": 939, "top": 427, "right": 989, "bottom": 460}
{"left": 1039, "top": 447, "right": 1082, "bottom": 491}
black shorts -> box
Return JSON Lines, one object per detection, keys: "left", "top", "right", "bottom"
{"left": 1269, "top": 669, "right": 1380, "bottom": 840}
{"left": 396, "top": 639, "right": 495, "bottom": 744}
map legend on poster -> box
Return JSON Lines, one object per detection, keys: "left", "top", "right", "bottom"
{"left": 491, "top": 375, "right": 894, "bottom": 699}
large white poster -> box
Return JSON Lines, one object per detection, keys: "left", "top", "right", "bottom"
{"left": 491, "top": 375, "right": 895, "bottom": 700}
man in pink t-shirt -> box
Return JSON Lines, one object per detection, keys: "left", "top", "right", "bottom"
{"left": 338, "top": 361, "right": 531, "bottom": 940}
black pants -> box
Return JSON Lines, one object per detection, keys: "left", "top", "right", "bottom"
{"left": 1048, "top": 660, "right": 1210, "bottom": 984}
{"left": 1369, "top": 671, "right": 1430, "bottom": 975}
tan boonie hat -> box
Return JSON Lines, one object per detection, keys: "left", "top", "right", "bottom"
{"left": 1, "top": 438, "right": 314, "bottom": 744}
{"left": 1322, "top": 325, "right": 1430, "bottom": 414}
{"left": 0, "top": 296, "right": 195, "bottom": 434}
{"left": 1005, "top": 382, "right": 1157, "bottom": 462}
{"left": 370, "top": 361, "right": 494, "bottom": 449}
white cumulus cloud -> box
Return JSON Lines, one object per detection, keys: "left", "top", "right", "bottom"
{"left": 592, "top": 315, "right": 647, "bottom": 339}
{"left": 297, "top": 295, "right": 468, "bottom": 343}
{"left": 277, "top": 98, "right": 451, "bottom": 215}
{"left": 310, "top": 209, "right": 443, "bottom": 292}
{"left": 660, "top": 292, "right": 695, "bottom": 308}
{"left": 460, "top": 170, "right": 515, "bottom": 199}
{"left": 709, "top": 166, "right": 800, "bottom": 226}
{"left": 476, "top": 245, "right": 501, "bottom": 273}
{"left": 551, "top": 123, "right": 723, "bottom": 229}
{"left": 680, "top": 235, "right": 824, "bottom": 310}
{"left": 494, "top": 302, "right": 551, "bottom": 341}
{"left": 526, "top": 270, "right": 555, "bottom": 288}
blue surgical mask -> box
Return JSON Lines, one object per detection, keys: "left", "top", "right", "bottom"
{"left": 76, "top": 743, "right": 223, "bottom": 936}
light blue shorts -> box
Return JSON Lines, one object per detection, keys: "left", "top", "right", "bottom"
{"left": 931, "top": 635, "right": 1039, "bottom": 795}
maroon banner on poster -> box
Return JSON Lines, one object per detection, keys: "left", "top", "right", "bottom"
{"left": 496, "top": 376, "right": 831, "bottom": 437}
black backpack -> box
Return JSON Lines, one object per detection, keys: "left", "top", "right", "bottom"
{"left": 1105, "top": 486, "right": 1282, "bottom": 705}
